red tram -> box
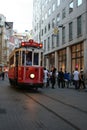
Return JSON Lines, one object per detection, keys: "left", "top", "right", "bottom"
{"left": 8, "top": 39, "right": 44, "bottom": 89}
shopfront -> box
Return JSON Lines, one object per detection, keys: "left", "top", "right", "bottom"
{"left": 44, "top": 42, "right": 84, "bottom": 73}
{"left": 58, "top": 48, "right": 66, "bottom": 72}
{"left": 71, "top": 43, "right": 84, "bottom": 72}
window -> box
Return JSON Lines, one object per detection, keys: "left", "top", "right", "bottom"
{"left": 42, "top": 5, "right": 44, "bottom": 11}
{"left": 77, "top": 15, "right": 82, "bottom": 37}
{"left": 18, "top": 51, "right": 21, "bottom": 65}
{"left": 56, "top": 13, "right": 60, "bottom": 26}
{"left": 37, "top": 23, "right": 38, "bottom": 30}
{"left": 52, "top": 18, "right": 55, "bottom": 28}
{"left": 62, "top": 8, "right": 66, "bottom": 19}
{"left": 26, "top": 52, "right": 32, "bottom": 66}
{"left": 41, "top": 29, "right": 43, "bottom": 36}
{"left": 44, "top": 26, "right": 47, "bottom": 34}
{"left": 48, "top": 8, "right": 51, "bottom": 16}
{"left": 45, "top": 13, "right": 47, "bottom": 20}
{"left": 56, "top": 33, "right": 59, "bottom": 47}
{"left": 77, "top": 0, "right": 82, "bottom": 6}
{"left": 69, "top": 1, "right": 73, "bottom": 13}
{"left": 49, "top": 53, "right": 55, "bottom": 66}
{"left": 52, "top": 34, "right": 55, "bottom": 48}
{"left": 48, "top": 37, "right": 50, "bottom": 51}
{"left": 71, "top": 43, "right": 84, "bottom": 71}
{"left": 42, "top": 17, "right": 44, "bottom": 24}
{"left": 44, "top": 40, "right": 46, "bottom": 52}
{"left": 22, "top": 51, "right": 25, "bottom": 65}
{"left": 58, "top": 49, "right": 66, "bottom": 71}
{"left": 57, "top": 0, "right": 60, "bottom": 6}
{"left": 62, "top": 27, "right": 65, "bottom": 44}
{"left": 45, "top": 0, "right": 48, "bottom": 4}
{"left": 39, "top": 32, "right": 41, "bottom": 41}
{"left": 34, "top": 53, "right": 39, "bottom": 65}
{"left": 69, "top": 22, "right": 73, "bottom": 41}
{"left": 48, "top": 22, "right": 51, "bottom": 30}
{"left": 9, "top": 55, "right": 14, "bottom": 66}
{"left": 52, "top": 3, "right": 55, "bottom": 12}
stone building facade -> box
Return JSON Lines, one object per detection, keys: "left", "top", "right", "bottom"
{"left": 0, "top": 14, "right": 13, "bottom": 71}
{"left": 33, "top": 0, "right": 87, "bottom": 74}
{"left": 0, "top": 14, "right": 6, "bottom": 68}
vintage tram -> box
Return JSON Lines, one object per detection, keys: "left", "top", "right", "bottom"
{"left": 8, "top": 39, "right": 44, "bottom": 89}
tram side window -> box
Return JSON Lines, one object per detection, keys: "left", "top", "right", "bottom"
{"left": 41, "top": 52, "right": 43, "bottom": 66}
{"left": 34, "top": 53, "right": 39, "bottom": 65}
{"left": 22, "top": 51, "right": 25, "bottom": 65}
{"left": 26, "top": 52, "right": 32, "bottom": 65}
{"left": 9, "top": 56, "right": 14, "bottom": 67}
{"left": 18, "top": 51, "right": 21, "bottom": 66}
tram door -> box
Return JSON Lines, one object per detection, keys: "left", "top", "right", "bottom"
{"left": 15, "top": 51, "right": 19, "bottom": 84}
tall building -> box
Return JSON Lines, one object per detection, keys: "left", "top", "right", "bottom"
{"left": 0, "top": 14, "right": 13, "bottom": 71}
{"left": 33, "top": 0, "right": 42, "bottom": 43}
{"left": 0, "top": 14, "right": 7, "bottom": 68}
{"left": 33, "top": 0, "right": 87, "bottom": 74}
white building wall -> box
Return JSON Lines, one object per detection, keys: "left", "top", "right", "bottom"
{"left": 33, "top": 0, "right": 87, "bottom": 72}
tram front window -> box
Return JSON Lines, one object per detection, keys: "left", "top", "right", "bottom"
{"left": 22, "top": 51, "right": 39, "bottom": 66}
{"left": 34, "top": 53, "right": 39, "bottom": 65}
{"left": 26, "top": 52, "right": 32, "bottom": 66}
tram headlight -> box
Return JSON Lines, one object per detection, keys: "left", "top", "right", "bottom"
{"left": 30, "top": 73, "right": 35, "bottom": 79}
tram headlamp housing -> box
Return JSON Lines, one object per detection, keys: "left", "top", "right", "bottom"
{"left": 30, "top": 73, "right": 35, "bottom": 79}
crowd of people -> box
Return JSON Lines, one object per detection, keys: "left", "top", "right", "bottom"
{"left": 0, "top": 65, "right": 86, "bottom": 90}
{"left": 43, "top": 66, "right": 86, "bottom": 90}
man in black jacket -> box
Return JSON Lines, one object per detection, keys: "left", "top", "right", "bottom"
{"left": 58, "top": 68, "right": 64, "bottom": 88}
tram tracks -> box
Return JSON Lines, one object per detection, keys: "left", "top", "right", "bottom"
{"left": 23, "top": 91, "right": 87, "bottom": 130}
{"left": 42, "top": 93, "right": 87, "bottom": 114}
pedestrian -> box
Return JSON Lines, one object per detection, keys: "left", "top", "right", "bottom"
{"left": 0, "top": 72, "right": 2, "bottom": 80}
{"left": 79, "top": 68, "right": 86, "bottom": 89}
{"left": 43, "top": 67, "right": 49, "bottom": 87}
{"left": 73, "top": 67, "right": 79, "bottom": 89}
{"left": 58, "top": 68, "right": 64, "bottom": 88}
{"left": 67, "top": 72, "right": 71, "bottom": 87}
{"left": 64, "top": 71, "right": 70, "bottom": 88}
{"left": 49, "top": 70, "right": 52, "bottom": 85}
{"left": 51, "top": 66, "right": 56, "bottom": 89}
{"left": 2, "top": 71, "right": 5, "bottom": 80}
{"left": 47, "top": 70, "right": 50, "bottom": 87}
{"left": 71, "top": 71, "right": 74, "bottom": 85}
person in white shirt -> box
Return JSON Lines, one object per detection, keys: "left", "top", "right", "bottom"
{"left": 43, "top": 68, "right": 49, "bottom": 87}
{"left": 73, "top": 68, "right": 79, "bottom": 89}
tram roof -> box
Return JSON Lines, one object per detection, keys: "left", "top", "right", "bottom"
{"left": 9, "top": 43, "right": 43, "bottom": 58}
{"left": 20, "top": 39, "right": 43, "bottom": 49}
